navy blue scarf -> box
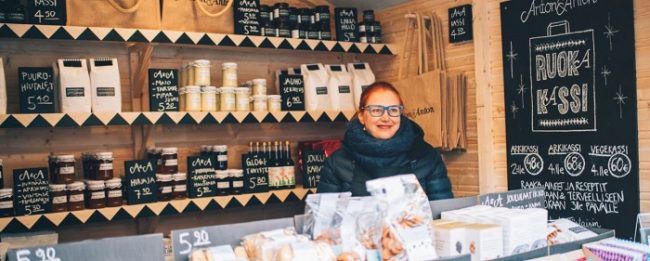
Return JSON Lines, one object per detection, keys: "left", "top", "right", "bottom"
{"left": 343, "top": 116, "right": 420, "bottom": 170}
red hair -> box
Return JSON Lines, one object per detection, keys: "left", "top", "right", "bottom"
{"left": 358, "top": 81, "right": 404, "bottom": 111}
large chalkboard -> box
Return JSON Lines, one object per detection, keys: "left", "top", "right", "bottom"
{"left": 124, "top": 160, "right": 158, "bottom": 205}
{"left": 334, "top": 8, "right": 359, "bottom": 42}
{"left": 279, "top": 74, "right": 305, "bottom": 111}
{"left": 233, "top": 0, "right": 261, "bottom": 35}
{"left": 18, "top": 67, "right": 56, "bottom": 113}
{"left": 187, "top": 156, "right": 218, "bottom": 198}
{"left": 148, "top": 69, "right": 179, "bottom": 112}
{"left": 13, "top": 168, "right": 50, "bottom": 216}
{"left": 501, "top": 0, "right": 638, "bottom": 238}
{"left": 27, "top": 0, "right": 66, "bottom": 25}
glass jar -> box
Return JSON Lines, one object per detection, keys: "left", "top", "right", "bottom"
{"left": 67, "top": 182, "right": 85, "bottom": 211}
{"left": 215, "top": 170, "right": 230, "bottom": 196}
{"left": 235, "top": 87, "right": 251, "bottom": 111}
{"left": 178, "top": 87, "right": 186, "bottom": 111}
{"left": 193, "top": 60, "right": 211, "bottom": 86}
{"left": 219, "top": 87, "right": 236, "bottom": 111}
{"left": 363, "top": 10, "right": 375, "bottom": 23}
{"left": 273, "top": 3, "right": 289, "bottom": 22}
{"left": 319, "top": 23, "right": 332, "bottom": 40}
{"left": 252, "top": 79, "right": 267, "bottom": 96}
{"left": 0, "top": 189, "right": 13, "bottom": 217}
{"left": 172, "top": 173, "right": 187, "bottom": 199}
{"left": 259, "top": 5, "right": 271, "bottom": 24}
{"left": 213, "top": 145, "right": 228, "bottom": 170}
{"left": 267, "top": 95, "right": 282, "bottom": 112}
{"left": 157, "top": 174, "right": 173, "bottom": 201}
{"left": 96, "top": 152, "right": 114, "bottom": 180}
{"left": 261, "top": 20, "right": 276, "bottom": 37}
{"left": 222, "top": 63, "right": 238, "bottom": 87}
{"left": 229, "top": 169, "right": 244, "bottom": 195}
{"left": 201, "top": 86, "right": 218, "bottom": 112}
{"left": 161, "top": 147, "right": 179, "bottom": 174}
{"left": 277, "top": 23, "right": 291, "bottom": 38}
{"left": 85, "top": 180, "right": 106, "bottom": 209}
{"left": 50, "top": 184, "right": 67, "bottom": 212}
{"left": 105, "top": 178, "right": 123, "bottom": 207}
{"left": 252, "top": 95, "right": 268, "bottom": 111}
{"left": 185, "top": 86, "right": 202, "bottom": 112}
{"left": 55, "top": 155, "right": 75, "bottom": 184}
{"left": 315, "top": 5, "right": 330, "bottom": 25}
{"left": 289, "top": 7, "right": 298, "bottom": 27}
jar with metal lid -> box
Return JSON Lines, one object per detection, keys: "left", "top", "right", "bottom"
{"left": 219, "top": 87, "right": 236, "bottom": 111}
{"left": 55, "top": 155, "right": 75, "bottom": 184}
{"left": 307, "top": 23, "right": 319, "bottom": 40}
{"left": 67, "top": 182, "right": 85, "bottom": 211}
{"left": 222, "top": 63, "right": 238, "bottom": 87}
{"left": 372, "top": 34, "right": 382, "bottom": 44}
{"left": 0, "top": 189, "right": 12, "bottom": 217}
{"left": 261, "top": 20, "right": 276, "bottom": 37}
{"left": 273, "top": 3, "right": 289, "bottom": 22}
{"left": 267, "top": 95, "right": 282, "bottom": 112}
{"left": 95, "top": 152, "right": 114, "bottom": 180}
{"left": 201, "top": 86, "right": 218, "bottom": 112}
{"left": 277, "top": 23, "right": 291, "bottom": 38}
{"left": 253, "top": 95, "right": 268, "bottom": 111}
{"left": 215, "top": 170, "right": 230, "bottom": 196}
{"left": 372, "top": 22, "right": 382, "bottom": 34}
{"left": 185, "top": 86, "right": 202, "bottom": 112}
{"left": 315, "top": 5, "right": 330, "bottom": 26}
{"left": 363, "top": 10, "right": 375, "bottom": 23}
{"left": 50, "top": 184, "right": 67, "bottom": 212}
{"left": 178, "top": 87, "right": 187, "bottom": 111}
{"left": 193, "top": 60, "right": 211, "bottom": 86}
{"left": 288, "top": 7, "right": 298, "bottom": 27}
{"left": 319, "top": 23, "right": 332, "bottom": 40}
{"left": 105, "top": 178, "right": 123, "bottom": 207}
{"left": 213, "top": 145, "right": 228, "bottom": 170}
{"left": 229, "top": 170, "right": 244, "bottom": 195}
{"left": 259, "top": 5, "right": 271, "bottom": 23}
{"left": 172, "top": 173, "right": 187, "bottom": 199}
{"left": 85, "top": 180, "right": 106, "bottom": 209}
{"left": 252, "top": 79, "right": 267, "bottom": 96}
{"left": 235, "top": 87, "right": 251, "bottom": 111}
{"left": 161, "top": 147, "right": 178, "bottom": 174}
{"left": 157, "top": 174, "right": 173, "bottom": 201}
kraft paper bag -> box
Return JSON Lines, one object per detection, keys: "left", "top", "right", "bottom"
{"left": 67, "top": 0, "right": 161, "bottom": 29}
{"left": 162, "top": 0, "right": 234, "bottom": 33}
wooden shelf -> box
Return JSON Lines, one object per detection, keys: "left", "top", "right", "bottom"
{"left": 0, "top": 111, "right": 355, "bottom": 128}
{"left": 0, "top": 23, "right": 395, "bottom": 55}
{"left": 0, "top": 187, "right": 316, "bottom": 232}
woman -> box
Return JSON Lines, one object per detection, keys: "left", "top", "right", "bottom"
{"left": 317, "top": 81, "right": 453, "bottom": 200}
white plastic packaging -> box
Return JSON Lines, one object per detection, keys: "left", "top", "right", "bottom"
{"left": 58, "top": 59, "right": 92, "bottom": 113}
{"left": 89, "top": 58, "right": 122, "bottom": 113}
{"left": 347, "top": 63, "right": 375, "bottom": 109}
{"left": 0, "top": 58, "right": 6, "bottom": 114}
{"left": 325, "top": 64, "right": 354, "bottom": 111}
{"left": 301, "top": 63, "right": 331, "bottom": 111}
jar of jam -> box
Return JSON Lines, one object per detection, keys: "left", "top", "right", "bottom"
{"left": 229, "top": 169, "right": 244, "bottom": 195}
{"left": 49, "top": 184, "right": 67, "bottom": 212}
{"left": 215, "top": 170, "right": 230, "bottom": 196}
{"left": 85, "top": 180, "right": 106, "bottom": 209}
{"left": 172, "top": 173, "right": 187, "bottom": 199}
{"left": 259, "top": 5, "right": 271, "bottom": 24}
{"left": 67, "top": 182, "right": 85, "bottom": 211}
{"left": 273, "top": 3, "right": 289, "bottom": 23}
{"left": 96, "top": 152, "right": 114, "bottom": 180}
{"left": 105, "top": 178, "right": 123, "bottom": 207}
{"left": 157, "top": 174, "right": 173, "bottom": 201}
{"left": 161, "top": 147, "right": 178, "bottom": 174}
{"left": 0, "top": 188, "right": 13, "bottom": 217}
{"left": 213, "top": 145, "right": 228, "bottom": 170}
{"left": 55, "top": 155, "right": 76, "bottom": 184}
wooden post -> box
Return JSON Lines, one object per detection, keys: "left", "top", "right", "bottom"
{"left": 129, "top": 44, "right": 154, "bottom": 160}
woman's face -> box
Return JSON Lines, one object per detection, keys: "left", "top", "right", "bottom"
{"left": 358, "top": 90, "right": 402, "bottom": 140}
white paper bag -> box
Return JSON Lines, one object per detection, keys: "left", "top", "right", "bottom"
{"left": 0, "top": 58, "right": 6, "bottom": 114}
{"left": 58, "top": 59, "right": 91, "bottom": 113}
{"left": 89, "top": 58, "right": 122, "bottom": 112}
{"left": 301, "top": 63, "right": 331, "bottom": 111}
{"left": 347, "top": 63, "right": 375, "bottom": 110}
{"left": 326, "top": 64, "right": 354, "bottom": 111}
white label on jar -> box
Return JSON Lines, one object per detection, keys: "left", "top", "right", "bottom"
{"left": 52, "top": 196, "right": 67, "bottom": 204}
{"left": 0, "top": 201, "right": 13, "bottom": 209}
{"left": 69, "top": 194, "right": 84, "bottom": 202}
{"left": 99, "top": 163, "right": 113, "bottom": 171}
{"left": 360, "top": 36, "right": 368, "bottom": 43}
{"left": 359, "top": 25, "right": 366, "bottom": 32}
{"left": 217, "top": 182, "right": 230, "bottom": 189}
{"left": 174, "top": 185, "right": 187, "bottom": 192}
{"left": 165, "top": 159, "right": 178, "bottom": 166}
{"left": 59, "top": 166, "right": 74, "bottom": 174}
{"left": 161, "top": 186, "right": 172, "bottom": 193}
{"left": 92, "top": 191, "right": 105, "bottom": 199}
{"left": 233, "top": 181, "right": 244, "bottom": 188}
{"left": 291, "top": 30, "right": 300, "bottom": 38}
{"left": 108, "top": 190, "right": 122, "bottom": 198}
{"left": 217, "top": 155, "right": 228, "bottom": 161}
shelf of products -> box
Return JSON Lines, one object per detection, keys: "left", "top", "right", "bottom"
{"left": 0, "top": 110, "right": 355, "bottom": 128}
{"left": 0, "top": 23, "right": 395, "bottom": 55}
{"left": 0, "top": 186, "right": 315, "bottom": 233}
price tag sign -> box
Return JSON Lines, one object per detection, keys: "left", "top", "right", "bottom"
{"left": 13, "top": 168, "right": 50, "bottom": 216}
{"left": 242, "top": 153, "right": 269, "bottom": 193}
{"left": 187, "top": 156, "right": 218, "bottom": 198}
{"left": 18, "top": 67, "right": 56, "bottom": 113}
{"left": 148, "top": 69, "right": 179, "bottom": 112}
{"left": 448, "top": 4, "right": 473, "bottom": 43}
{"left": 334, "top": 8, "right": 359, "bottom": 42}
{"left": 171, "top": 226, "right": 220, "bottom": 261}
{"left": 233, "top": 0, "right": 261, "bottom": 35}
{"left": 124, "top": 160, "right": 158, "bottom": 205}
{"left": 27, "top": 0, "right": 66, "bottom": 25}
{"left": 479, "top": 187, "right": 545, "bottom": 209}
{"left": 279, "top": 74, "right": 305, "bottom": 111}
{"left": 301, "top": 150, "right": 325, "bottom": 189}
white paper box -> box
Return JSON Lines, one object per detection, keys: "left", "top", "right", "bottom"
{"left": 90, "top": 58, "right": 122, "bottom": 112}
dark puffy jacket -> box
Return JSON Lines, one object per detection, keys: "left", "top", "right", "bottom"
{"left": 317, "top": 140, "right": 454, "bottom": 200}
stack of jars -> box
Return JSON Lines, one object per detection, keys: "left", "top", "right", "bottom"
{"left": 198, "top": 146, "right": 243, "bottom": 196}
{"left": 241, "top": 79, "right": 282, "bottom": 112}
{"left": 147, "top": 147, "right": 186, "bottom": 201}
{"left": 48, "top": 154, "right": 80, "bottom": 212}
{"left": 260, "top": 3, "right": 331, "bottom": 40}
{"left": 359, "top": 10, "right": 382, "bottom": 43}
{"left": 81, "top": 152, "right": 122, "bottom": 210}
{"left": 179, "top": 61, "right": 251, "bottom": 113}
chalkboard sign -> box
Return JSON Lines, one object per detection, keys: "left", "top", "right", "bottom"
{"left": 479, "top": 187, "right": 545, "bottom": 209}
{"left": 124, "top": 160, "right": 158, "bottom": 205}
{"left": 148, "top": 69, "right": 179, "bottom": 112}
{"left": 242, "top": 153, "right": 269, "bottom": 193}
{"left": 334, "top": 8, "right": 359, "bottom": 42}
{"left": 448, "top": 4, "right": 472, "bottom": 43}
{"left": 13, "top": 168, "right": 50, "bottom": 216}
{"left": 501, "top": 0, "right": 639, "bottom": 238}
{"left": 27, "top": 0, "right": 66, "bottom": 25}
{"left": 233, "top": 0, "right": 261, "bottom": 35}
{"left": 302, "top": 150, "right": 325, "bottom": 189}
{"left": 7, "top": 233, "right": 164, "bottom": 261}
{"left": 188, "top": 156, "right": 218, "bottom": 198}
{"left": 18, "top": 67, "right": 55, "bottom": 113}
{"left": 279, "top": 74, "right": 305, "bottom": 111}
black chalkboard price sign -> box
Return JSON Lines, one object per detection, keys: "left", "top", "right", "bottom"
{"left": 448, "top": 4, "right": 472, "bottom": 43}
{"left": 233, "top": 0, "right": 261, "bottom": 35}
{"left": 124, "top": 160, "right": 158, "bottom": 205}
{"left": 279, "top": 74, "right": 305, "bottom": 111}
{"left": 18, "top": 67, "right": 56, "bottom": 113}
{"left": 187, "top": 156, "right": 218, "bottom": 198}
{"left": 242, "top": 153, "right": 269, "bottom": 193}
{"left": 148, "top": 69, "right": 179, "bottom": 112}
{"left": 27, "top": 0, "right": 66, "bottom": 25}
{"left": 334, "top": 8, "right": 358, "bottom": 42}
{"left": 501, "top": 0, "right": 639, "bottom": 238}
{"left": 13, "top": 168, "right": 50, "bottom": 216}
{"left": 302, "top": 150, "right": 325, "bottom": 189}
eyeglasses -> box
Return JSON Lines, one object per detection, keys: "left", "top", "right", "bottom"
{"left": 363, "top": 105, "right": 404, "bottom": 117}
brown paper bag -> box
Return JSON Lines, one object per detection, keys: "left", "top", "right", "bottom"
{"left": 67, "top": 0, "right": 161, "bottom": 29}
{"left": 162, "top": 0, "right": 234, "bottom": 33}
